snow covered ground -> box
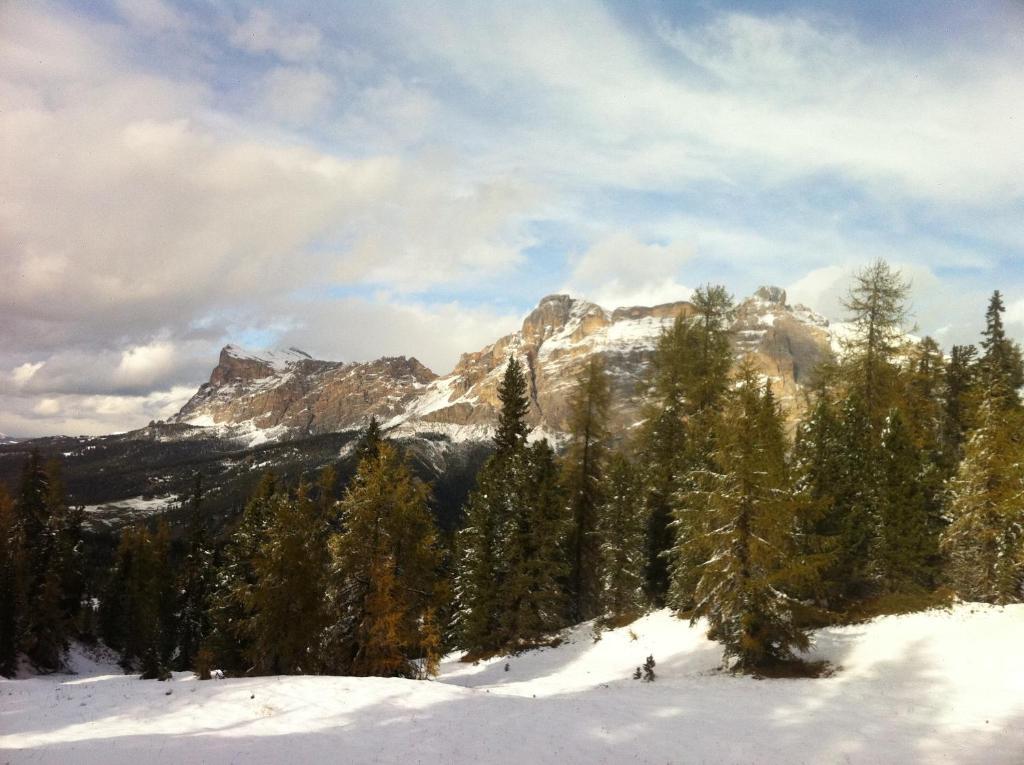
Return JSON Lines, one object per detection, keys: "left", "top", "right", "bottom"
{"left": 2, "top": 604, "right": 1022, "bottom": 764}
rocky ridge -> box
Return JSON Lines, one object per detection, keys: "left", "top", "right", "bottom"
{"left": 172, "top": 288, "right": 834, "bottom": 445}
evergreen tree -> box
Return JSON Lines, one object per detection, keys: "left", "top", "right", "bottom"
{"left": 873, "top": 410, "right": 939, "bottom": 592}
{"left": 499, "top": 440, "right": 568, "bottom": 648}
{"left": 0, "top": 486, "right": 21, "bottom": 676}
{"left": 13, "top": 454, "right": 81, "bottom": 670}
{"left": 100, "top": 522, "right": 173, "bottom": 675}
{"left": 176, "top": 474, "right": 214, "bottom": 670}
{"left": 942, "top": 391, "right": 1024, "bottom": 603}
{"left": 563, "top": 355, "right": 611, "bottom": 621}
{"left": 840, "top": 259, "right": 911, "bottom": 428}
{"left": 597, "top": 454, "right": 648, "bottom": 620}
{"left": 682, "top": 363, "right": 817, "bottom": 670}
{"left": 639, "top": 285, "right": 735, "bottom": 605}
{"left": 685, "top": 285, "right": 736, "bottom": 412}
{"left": 209, "top": 472, "right": 277, "bottom": 673}
{"left": 455, "top": 356, "right": 533, "bottom": 653}
{"left": 494, "top": 355, "right": 531, "bottom": 453}
{"left": 454, "top": 459, "right": 507, "bottom": 653}
{"left": 245, "top": 480, "right": 334, "bottom": 675}
{"left": 944, "top": 344, "right": 979, "bottom": 457}
{"left": 323, "top": 443, "right": 441, "bottom": 677}
{"left": 355, "top": 416, "right": 384, "bottom": 465}
{"left": 829, "top": 393, "right": 879, "bottom": 602}
{"left": 456, "top": 355, "right": 568, "bottom": 653}
{"left": 980, "top": 290, "right": 1024, "bottom": 408}
{"left": 902, "top": 337, "right": 948, "bottom": 453}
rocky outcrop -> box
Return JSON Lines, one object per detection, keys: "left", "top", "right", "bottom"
{"left": 173, "top": 346, "right": 437, "bottom": 442}
{"left": 172, "top": 288, "right": 836, "bottom": 445}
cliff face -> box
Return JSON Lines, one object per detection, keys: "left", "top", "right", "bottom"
{"left": 172, "top": 288, "right": 835, "bottom": 445}
{"left": 173, "top": 345, "right": 437, "bottom": 443}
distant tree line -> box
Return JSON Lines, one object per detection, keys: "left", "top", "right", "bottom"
{"left": 2, "top": 259, "right": 1022, "bottom": 677}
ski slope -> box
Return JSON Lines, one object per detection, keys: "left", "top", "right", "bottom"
{"left": 2, "top": 604, "right": 1022, "bottom": 764}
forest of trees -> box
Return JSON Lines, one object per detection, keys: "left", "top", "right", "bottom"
{"left": 2, "top": 260, "right": 1023, "bottom": 678}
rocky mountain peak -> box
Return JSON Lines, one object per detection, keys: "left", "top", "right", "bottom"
{"left": 210, "top": 345, "right": 316, "bottom": 386}
{"left": 173, "top": 288, "right": 838, "bottom": 446}
{"left": 752, "top": 285, "right": 787, "bottom": 306}
{"left": 521, "top": 294, "right": 608, "bottom": 347}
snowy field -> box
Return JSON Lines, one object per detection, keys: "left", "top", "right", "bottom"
{"left": 2, "top": 604, "right": 1022, "bottom": 764}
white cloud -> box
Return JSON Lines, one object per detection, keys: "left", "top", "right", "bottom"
{"left": 279, "top": 295, "right": 520, "bottom": 374}
{"left": 113, "top": 0, "right": 189, "bottom": 33}
{"left": 786, "top": 264, "right": 851, "bottom": 318}
{"left": 565, "top": 233, "right": 692, "bottom": 308}
{"left": 337, "top": 159, "right": 539, "bottom": 292}
{"left": 260, "top": 66, "right": 336, "bottom": 124}
{"left": 10, "top": 361, "right": 44, "bottom": 388}
{"left": 1006, "top": 299, "right": 1024, "bottom": 328}
{"left": 393, "top": 3, "right": 1024, "bottom": 204}
{"left": 33, "top": 398, "right": 61, "bottom": 417}
{"left": 115, "top": 342, "right": 178, "bottom": 388}
{"left": 2, "top": 385, "right": 197, "bottom": 438}
{"left": 230, "top": 8, "right": 321, "bottom": 62}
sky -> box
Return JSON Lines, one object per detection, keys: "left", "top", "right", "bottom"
{"left": 2, "top": 0, "right": 1023, "bottom": 437}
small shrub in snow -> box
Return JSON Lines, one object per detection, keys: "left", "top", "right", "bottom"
{"left": 642, "top": 655, "right": 656, "bottom": 682}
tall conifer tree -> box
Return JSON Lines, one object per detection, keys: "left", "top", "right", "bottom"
{"left": 874, "top": 410, "right": 939, "bottom": 591}
{"left": 681, "top": 362, "right": 816, "bottom": 670}
{"left": 324, "top": 443, "right": 441, "bottom": 677}
{"left": 840, "top": 259, "right": 911, "bottom": 428}
{"left": 249, "top": 480, "right": 335, "bottom": 675}
{"left": 980, "top": 290, "right": 1024, "bottom": 408}
{"left": 176, "top": 474, "right": 214, "bottom": 670}
{"left": 563, "top": 355, "right": 611, "bottom": 621}
{"left": 639, "top": 285, "right": 735, "bottom": 605}
{"left": 597, "top": 454, "right": 648, "bottom": 620}
{"left": 0, "top": 487, "right": 21, "bottom": 677}
{"left": 942, "top": 390, "right": 1024, "bottom": 603}
{"left": 499, "top": 441, "right": 568, "bottom": 647}
{"left": 209, "top": 472, "right": 277, "bottom": 673}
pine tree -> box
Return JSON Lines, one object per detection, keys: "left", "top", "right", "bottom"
{"left": 902, "top": 338, "right": 948, "bottom": 453}
{"left": 829, "top": 393, "right": 879, "bottom": 603}
{"left": 840, "top": 259, "right": 911, "bottom": 428}
{"left": 209, "top": 472, "right": 277, "bottom": 673}
{"left": 942, "top": 391, "right": 1024, "bottom": 604}
{"left": 944, "top": 344, "right": 979, "bottom": 457}
{"left": 874, "top": 409, "right": 939, "bottom": 592}
{"left": 13, "top": 454, "right": 81, "bottom": 671}
{"left": 245, "top": 481, "right": 334, "bottom": 675}
{"left": 980, "top": 290, "right": 1024, "bottom": 408}
{"left": 597, "top": 454, "right": 648, "bottom": 621}
{"left": 638, "top": 285, "right": 734, "bottom": 605}
{"left": 355, "top": 416, "right": 384, "bottom": 466}
{"left": 0, "top": 486, "right": 19, "bottom": 677}
{"left": 499, "top": 440, "right": 569, "bottom": 648}
{"left": 494, "top": 355, "right": 531, "bottom": 454}
{"left": 456, "top": 355, "right": 569, "bottom": 653}
{"left": 454, "top": 460, "right": 506, "bottom": 654}
{"left": 100, "top": 523, "right": 173, "bottom": 675}
{"left": 563, "top": 355, "right": 611, "bottom": 621}
{"left": 685, "top": 285, "right": 736, "bottom": 412}
{"left": 682, "top": 362, "right": 816, "bottom": 670}
{"left": 323, "top": 443, "right": 441, "bottom": 677}
{"left": 456, "top": 356, "right": 533, "bottom": 654}
{"left": 176, "top": 474, "right": 214, "bottom": 670}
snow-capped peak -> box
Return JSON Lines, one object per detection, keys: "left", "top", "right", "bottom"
{"left": 222, "top": 344, "right": 314, "bottom": 371}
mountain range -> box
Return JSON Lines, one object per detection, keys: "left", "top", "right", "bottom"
{"left": 0, "top": 287, "right": 839, "bottom": 531}
{"left": 171, "top": 286, "right": 834, "bottom": 445}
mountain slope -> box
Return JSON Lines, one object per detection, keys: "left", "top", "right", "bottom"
{"left": 3, "top": 603, "right": 1021, "bottom": 764}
